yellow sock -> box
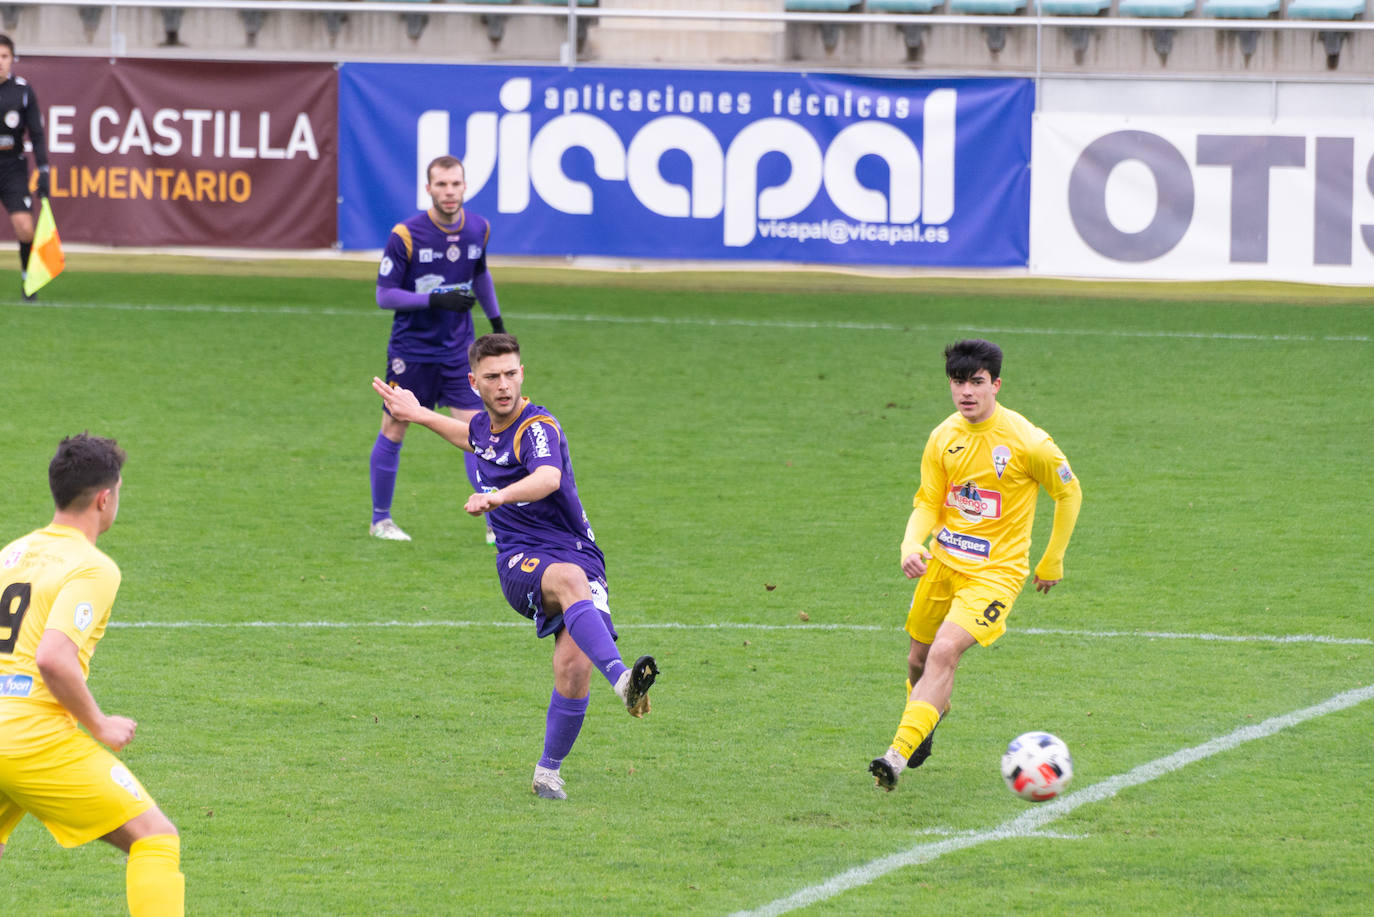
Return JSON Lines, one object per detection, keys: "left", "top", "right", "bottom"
{"left": 127, "top": 834, "right": 185, "bottom": 917}
{"left": 905, "top": 679, "right": 914, "bottom": 698}
{"left": 891, "top": 699, "right": 941, "bottom": 760}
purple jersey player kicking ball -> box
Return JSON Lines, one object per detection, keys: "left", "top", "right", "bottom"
{"left": 371, "top": 334, "right": 658, "bottom": 801}
{"left": 369, "top": 155, "right": 506, "bottom": 545}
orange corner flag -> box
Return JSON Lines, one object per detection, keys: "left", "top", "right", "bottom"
{"left": 24, "top": 198, "right": 65, "bottom": 297}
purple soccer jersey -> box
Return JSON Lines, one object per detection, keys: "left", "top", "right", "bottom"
{"left": 377, "top": 208, "right": 492, "bottom": 361}
{"left": 469, "top": 398, "right": 605, "bottom": 580}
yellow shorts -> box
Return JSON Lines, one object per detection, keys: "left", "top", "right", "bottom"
{"left": 0, "top": 711, "right": 155, "bottom": 848}
{"left": 904, "top": 555, "right": 1019, "bottom": 648}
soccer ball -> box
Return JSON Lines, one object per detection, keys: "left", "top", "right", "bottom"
{"left": 1001, "top": 731, "right": 1073, "bottom": 802}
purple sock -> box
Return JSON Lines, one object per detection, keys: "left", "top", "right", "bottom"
{"left": 562, "top": 600, "right": 628, "bottom": 687}
{"left": 370, "top": 433, "right": 402, "bottom": 524}
{"left": 538, "top": 688, "right": 589, "bottom": 770}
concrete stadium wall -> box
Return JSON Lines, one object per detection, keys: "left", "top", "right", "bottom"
{"left": 1040, "top": 72, "right": 1374, "bottom": 117}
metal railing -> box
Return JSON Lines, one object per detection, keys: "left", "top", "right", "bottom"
{"left": 9, "top": 0, "right": 1373, "bottom": 74}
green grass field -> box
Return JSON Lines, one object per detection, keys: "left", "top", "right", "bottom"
{"left": 1, "top": 260, "right": 1371, "bottom": 915}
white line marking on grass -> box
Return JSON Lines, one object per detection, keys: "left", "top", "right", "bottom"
{"left": 1020, "top": 627, "right": 1373, "bottom": 646}
{"left": 104, "top": 619, "right": 1374, "bottom": 646}
{"left": 108, "top": 619, "right": 531, "bottom": 629}
{"left": 731, "top": 683, "right": 1374, "bottom": 917}
{"left": 518, "top": 312, "right": 1372, "bottom": 344}
{"left": 1028, "top": 830, "right": 1091, "bottom": 840}
{"left": 910, "top": 826, "right": 968, "bottom": 837}
{"left": 912, "top": 826, "right": 1085, "bottom": 840}
{"left": 15, "top": 300, "right": 1369, "bottom": 344}
{"left": 13, "top": 301, "right": 362, "bottom": 317}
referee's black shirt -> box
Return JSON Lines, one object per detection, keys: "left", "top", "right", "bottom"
{"left": 0, "top": 75, "right": 46, "bottom": 167}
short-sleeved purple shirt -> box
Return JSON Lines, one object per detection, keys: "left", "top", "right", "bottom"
{"left": 468, "top": 398, "right": 605, "bottom": 581}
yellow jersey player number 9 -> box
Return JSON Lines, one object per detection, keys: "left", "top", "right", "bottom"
{"left": 0, "top": 433, "right": 185, "bottom": 916}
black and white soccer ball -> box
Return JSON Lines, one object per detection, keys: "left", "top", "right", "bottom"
{"left": 1001, "top": 731, "right": 1073, "bottom": 802}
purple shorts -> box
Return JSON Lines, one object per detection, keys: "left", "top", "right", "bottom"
{"left": 385, "top": 354, "right": 482, "bottom": 413}
{"left": 496, "top": 547, "right": 616, "bottom": 640}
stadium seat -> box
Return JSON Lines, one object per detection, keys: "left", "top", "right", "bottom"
{"left": 1035, "top": 0, "right": 1111, "bottom": 11}
{"left": 1286, "top": 0, "right": 1365, "bottom": 16}
{"left": 866, "top": 1, "right": 944, "bottom": 58}
{"left": 1119, "top": 0, "right": 1196, "bottom": 58}
{"left": 948, "top": 0, "right": 1025, "bottom": 10}
{"left": 1117, "top": 0, "right": 1195, "bottom": 15}
{"left": 1201, "top": 0, "right": 1280, "bottom": 16}
{"left": 948, "top": 0, "right": 1028, "bottom": 54}
{"left": 786, "top": 1, "right": 863, "bottom": 52}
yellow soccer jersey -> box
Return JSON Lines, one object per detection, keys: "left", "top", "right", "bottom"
{"left": 904, "top": 404, "right": 1081, "bottom": 590}
{"left": 0, "top": 525, "right": 121, "bottom": 721}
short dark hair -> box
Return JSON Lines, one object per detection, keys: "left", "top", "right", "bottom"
{"left": 469, "top": 332, "right": 520, "bottom": 367}
{"left": 0, "top": 35, "right": 14, "bottom": 55}
{"left": 944, "top": 339, "right": 1003, "bottom": 381}
{"left": 426, "top": 155, "right": 464, "bottom": 183}
{"left": 49, "top": 433, "right": 125, "bottom": 511}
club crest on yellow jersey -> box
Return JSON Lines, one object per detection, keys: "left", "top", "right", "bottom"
{"left": 992, "top": 444, "right": 1012, "bottom": 478}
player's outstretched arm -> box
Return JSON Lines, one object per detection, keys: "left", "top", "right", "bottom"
{"left": 35, "top": 631, "right": 137, "bottom": 751}
{"left": 375, "top": 286, "right": 431, "bottom": 312}
{"left": 463, "top": 465, "right": 562, "bottom": 517}
{"left": 371, "top": 377, "right": 474, "bottom": 452}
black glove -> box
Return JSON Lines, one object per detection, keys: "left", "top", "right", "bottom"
{"left": 429, "top": 283, "right": 476, "bottom": 312}
{"left": 36, "top": 168, "right": 50, "bottom": 198}
{"left": 489, "top": 316, "right": 506, "bottom": 335}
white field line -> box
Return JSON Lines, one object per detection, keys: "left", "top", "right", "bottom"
{"left": 731, "top": 683, "right": 1374, "bottom": 917}
{"left": 517, "top": 313, "right": 1372, "bottom": 344}
{"left": 9, "top": 300, "right": 1369, "bottom": 344}
{"left": 1020, "top": 626, "right": 1373, "bottom": 646}
{"left": 913, "top": 826, "right": 1088, "bottom": 840}
{"left": 104, "top": 619, "right": 1374, "bottom": 646}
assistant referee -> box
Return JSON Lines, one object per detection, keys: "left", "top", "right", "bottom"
{"left": 0, "top": 34, "right": 47, "bottom": 301}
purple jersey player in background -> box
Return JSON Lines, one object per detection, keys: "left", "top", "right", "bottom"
{"left": 371, "top": 334, "right": 658, "bottom": 802}
{"left": 369, "top": 155, "right": 506, "bottom": 544}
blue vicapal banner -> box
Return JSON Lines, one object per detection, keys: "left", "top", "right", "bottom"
{"left": 338, "top": 64, "right": 1031, "bottom": 267}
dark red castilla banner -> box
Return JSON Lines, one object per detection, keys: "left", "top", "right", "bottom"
{"left": 7, "top": 57, "right": 337, "bottom": 248}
